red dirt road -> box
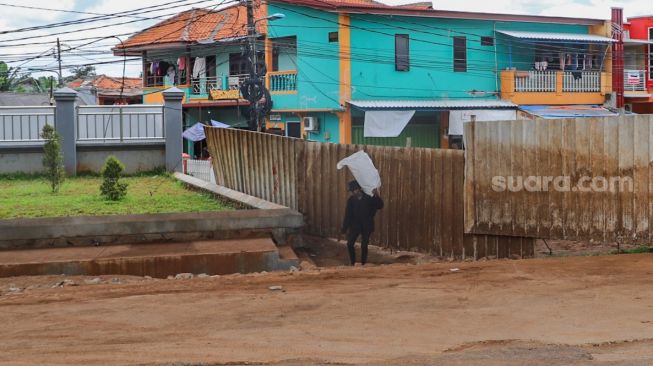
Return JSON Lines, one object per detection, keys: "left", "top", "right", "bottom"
{"left": 2, "top": 254, "right": 653, "bottom": 365}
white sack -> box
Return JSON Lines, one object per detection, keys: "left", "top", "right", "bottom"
{"left": 336, "top": 150, "right": 381, "bottom": 196}
{"left": 448, "top": 109, "right": 517, "bottom": 136}
{"left": 364, "top": 110, "right": 415, "bottom": 137}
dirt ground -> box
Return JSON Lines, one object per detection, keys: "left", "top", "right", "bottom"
{"left": 1, "top": 243, "right": 653, "bottom": 365}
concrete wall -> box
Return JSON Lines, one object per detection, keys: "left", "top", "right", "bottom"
{"left": 0, "top": 87, "right": 182, "bottom": 175}
{"left": 0, "top": 209, "right": 303, "bottom": 250}
{"left": 0, "top": 143, "right": 165, "bottom": 174}
{"left": 0, "top": 146, "right": 44, "bottom": 174}
{"left": 77, "top": 143, "right": 165, "bottom": 173}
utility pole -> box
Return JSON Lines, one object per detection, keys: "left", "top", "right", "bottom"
{"left": 241, "top": 0, "right": 271, "bottom": 132}
{"left": 56, "top": 38, "right": 63, "bottom": 87}
{"left": 49, "top": 76, "right": 54, "bottom": 105}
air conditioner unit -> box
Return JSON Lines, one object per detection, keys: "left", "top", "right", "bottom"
{"left": 303, "top": 116, "right": 319, "bottom": 131}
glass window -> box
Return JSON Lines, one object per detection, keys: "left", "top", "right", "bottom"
{"left": 395, "top": 34, "right": 410, "bottom": 71}
{"left": 453, "top": 36, "right": 467, "bottom": 72}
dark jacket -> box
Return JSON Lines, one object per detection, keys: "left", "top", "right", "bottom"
{"left": 342, "top": 193, "right": 384, "bottom": 234}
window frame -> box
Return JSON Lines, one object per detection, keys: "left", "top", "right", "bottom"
{"left": 328, "top": 31, "right": 339, "bottom": 43}
{"left": 481, "top": 36, "right": 494, "bottom": 46}
{"left": 453, "top": 36, "right": 467, "bottom": 72}
{"left": 395, "top": 34, "right": 410, "bottom": 72}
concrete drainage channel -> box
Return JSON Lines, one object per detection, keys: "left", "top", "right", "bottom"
{"left": 0, "top": 174, "right": 303, "bottom": 278}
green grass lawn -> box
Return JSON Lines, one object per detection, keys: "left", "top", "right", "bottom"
{"left": 0, "top": 174, "right": 233, "bottom": 219}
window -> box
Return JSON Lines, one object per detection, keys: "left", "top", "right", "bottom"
{"left": 229, "top": 53, "right": 248, "bottom": 76}
{"left": 328, "top": 31, "right": 338, "bottom": 42}
{"left": 229, "top": 52, "right": 264, "bottom": 75}
{"left": 395, "top": 34, "right": 410, "bottom": 71}
{"left": 271, "top": 36, "right": 297, "bottom": 72}
{"left": 481, "top": 36, "right": 494, "bottom": 46}
{"left": 453, "top": 36, "right": 467, "bottom": 72}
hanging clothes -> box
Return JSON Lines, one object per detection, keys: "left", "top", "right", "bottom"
{"left": 165, "top": 66, "right": 176, "bottom": 85}
{"left": 560, "top": 53, "right": 566, "bottom": 70}
{"left": 177, "top": 56, "right": 186, "bottom": 71}
{"left": 192, "top": 57, "right": 206, "bottom": 79}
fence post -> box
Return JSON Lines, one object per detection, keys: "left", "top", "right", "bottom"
{"left": 163, "top": 87, "right": 184, "bottom": 172}
{"left": 53, "top": 87, "right": 77, "bottom": 176}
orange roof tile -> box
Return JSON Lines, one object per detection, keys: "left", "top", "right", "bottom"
{"left": 117, "top": 3, "right": 266, "bottom": 50}
{"left": 67, "top": 75, "right": 142, "bottom": 91}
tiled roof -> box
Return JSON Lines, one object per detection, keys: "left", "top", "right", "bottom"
{"left": 117, "top": 3, "right": 265, "bottom": 50}
{"left": 67, "top": 75, "right": 142, "bottom": 92}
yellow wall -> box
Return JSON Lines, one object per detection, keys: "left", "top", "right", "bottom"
{"left": 143, "top": 88, "right": 166, "bottom": 104}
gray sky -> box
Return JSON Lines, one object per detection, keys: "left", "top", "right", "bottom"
{"left": 0, "top": 0, "right": 650, "bottom": 79}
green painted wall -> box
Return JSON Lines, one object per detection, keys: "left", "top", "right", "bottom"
{"left": 305, "top": 112, "right": 340, "bottom": 143}
{"left": 352, "top": 124, "right": 440, "bottom": 148}
{"left": 348, "top": 15, "right": 589, "bottom": 100}
{"left": 267, "top": 3, "right": 342, "bottom": 111}
{"left": 271, "top": 112, "right": 340, "bottom": 143}
{"left": 267, "top": 1, "right": 590, "bottom": 104}
{"left": 351, "top": 111, "right": 441, "bottom": 148}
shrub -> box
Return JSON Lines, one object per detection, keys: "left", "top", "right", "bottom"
{"left": 100, "top": 156, "right": 128, "bottom": 201}
{"left": 40, "top": 124, "right": 65, "bottom": 193}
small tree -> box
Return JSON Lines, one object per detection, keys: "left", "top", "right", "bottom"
{"left": 100, "top": 156, "right": 128, "bottom": 201}
{"left": 41, "top": 124, "right": 65, "bottom": 193}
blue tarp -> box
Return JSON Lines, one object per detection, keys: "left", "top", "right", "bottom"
{"left": 519, "top": 105, "right": 618, "bottom": 119}
{"left": 182, "top": 120, "right": 229, "bottom": 141}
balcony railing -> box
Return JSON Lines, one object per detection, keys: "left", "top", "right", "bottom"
{"left": 268, "top": 71, "right": 297, "bottom": 92}
{"left": 501, "top": 69, "right": 608, "bottom": 105}
{"left": 190, "top": 74, "right": 248, "bottom": 95}
{"left": 145, "top": 75, "right": 165, "bottom": 87}
{"left": 515, "top": 70, "right": 557, "bottom": 92}
{"left": 624, "top": 69, "right": 647, "bottom": 92}
{"left": 562, "top": 71, "right": 600, "bottom": 92}
{"left": 514, "top": 70, "right": 601, "bottom": 93}
{"left": 191, "top": 76, "right": 221, "bottom": 95}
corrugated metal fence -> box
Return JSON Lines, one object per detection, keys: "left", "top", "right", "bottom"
{"left": 206, "top": 127, "right": 534, "bottom": 259}
{"left": 464, "top": 115, "right": 653, "bottom": 243}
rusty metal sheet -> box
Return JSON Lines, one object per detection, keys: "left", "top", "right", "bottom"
{"left": 464, "top": 115, "right": 653, "bottom": 243}
{"left": 207, "top": 128, "right": 534, "bottom": 259}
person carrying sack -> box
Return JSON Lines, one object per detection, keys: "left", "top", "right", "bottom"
{"left": 341, "top": 180, "right": 384, "bottom": 266}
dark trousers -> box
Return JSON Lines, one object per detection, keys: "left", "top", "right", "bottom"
{"left": 346, "top": 228, "right": 371, "bottom": 265}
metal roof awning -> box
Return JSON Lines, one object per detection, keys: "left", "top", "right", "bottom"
{"left": 497, "top": 30, "right": 614, "bottom": 43}
{"left": 348, "top": 99, "right": 517, "bottom": 110}
{"left": 624, "top": 38, "right": 653, "bottom": 45}
{"left": 519, "top": 105, "right": 618, "bottom": 119}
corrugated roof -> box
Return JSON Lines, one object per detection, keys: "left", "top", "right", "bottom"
{"left": 497, "top": 30, "right": 614, "bottom": 43}
{"left": 519, "top": 105, "right": 618, "bottom": 119}
{"left": 348, "top": 99, "right": 517, "bottom": 110}
{"left": 624, "top": 38, "right": 653, "bottom": 45}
